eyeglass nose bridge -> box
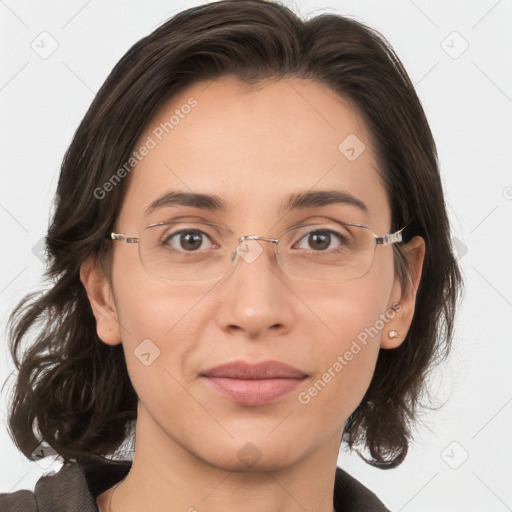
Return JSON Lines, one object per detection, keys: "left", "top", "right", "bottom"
{"left": 229, "top": 234, "right": 279, "bottom": 264}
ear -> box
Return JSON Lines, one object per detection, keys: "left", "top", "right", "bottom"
{"left": 381, "top": 235, "right": 426, "bottom": 349}
{"left": 79, "top": 257, "right": 122, "bottom": 346}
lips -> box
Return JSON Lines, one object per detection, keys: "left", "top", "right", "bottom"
{"left": 200, "top": 360, "right": 308, "bottom": 406}
{"left": 200, "top": 360, "right": 308, "bottom": 379}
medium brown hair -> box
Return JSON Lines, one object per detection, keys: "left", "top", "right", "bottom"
{"left": 3, "top": 0, "right": 463, "bottom": 468}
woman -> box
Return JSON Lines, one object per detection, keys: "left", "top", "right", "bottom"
{"left": 0, "top": 0, "right": 463, "bottom": 510}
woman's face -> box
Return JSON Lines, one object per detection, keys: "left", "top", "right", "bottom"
{"left": 83, "top": 77, "right": 423, "bottom": 471}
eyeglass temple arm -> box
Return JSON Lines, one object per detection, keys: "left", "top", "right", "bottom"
{"left": 375, "top": 225, "right": 406, "bottom": 246}
{"left": 107, "top": 233, "right": 139, "bottom": 244}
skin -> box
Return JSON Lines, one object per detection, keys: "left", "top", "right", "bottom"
{"left": 81, "top": 77, "right": 425, "bottom": 512}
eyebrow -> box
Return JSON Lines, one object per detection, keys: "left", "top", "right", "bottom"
{"left": 144, "top": 189, "right": 368, "bottom": 217}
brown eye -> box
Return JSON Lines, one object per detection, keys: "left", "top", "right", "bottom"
{"left": 162, "top": 229, "right": 212, "bottom": 252}
{"left": 295, "top": 230, "right": 347, "bottom": 252}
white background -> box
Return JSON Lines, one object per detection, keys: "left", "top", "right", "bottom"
{"left": 1, "top": 1, "right": 511, "bottom": 511}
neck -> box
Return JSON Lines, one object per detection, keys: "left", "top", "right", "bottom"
{"left": 104, "top": 404, "right": 341, "bottom": 512}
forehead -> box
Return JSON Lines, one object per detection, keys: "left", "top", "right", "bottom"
{"left": 117, "top": 77, "right": 390, "bottom": 231}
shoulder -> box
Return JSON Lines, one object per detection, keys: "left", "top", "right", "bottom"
{"left": 0, "top": 489, "right": 38, "bottom": 511}
{"left": 0, "top": 458, "right": 131, "bottom": 512}
{"left": 334, "top": 466, "right": 392, "bottom": 512}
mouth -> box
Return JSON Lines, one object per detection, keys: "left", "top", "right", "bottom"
{"left": 202, "top": 376, "right": 307, "bottom": 406}
{"left": 200, "top": 360, "right": 308, "bottom": 406}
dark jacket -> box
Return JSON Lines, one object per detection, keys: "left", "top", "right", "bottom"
{"left": 0, "top": 458, "right": 391, "bottom": 511}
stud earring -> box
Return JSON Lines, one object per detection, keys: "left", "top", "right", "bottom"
{"left": 388, "top": 330, "right": 399, "bottom": 339}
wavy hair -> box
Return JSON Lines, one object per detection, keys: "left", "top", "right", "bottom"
{"left": 3, "top": 0, "right": 463, "bottom": 468}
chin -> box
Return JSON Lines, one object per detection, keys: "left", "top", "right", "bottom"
{"left": 191, "top": 436, "right": 305, "bottom": 473}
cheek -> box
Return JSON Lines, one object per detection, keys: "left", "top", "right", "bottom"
{"left": 298, "top": 260, "right": 396, "bottom": 417}
{"left": 306, "top": 253, "right": 395, "bottom": 351}
{"left": 110, "top": 242, "right": 203, "bottom": 338}
{"left": 110, "top": 247, "right": 208, "bottom": 395}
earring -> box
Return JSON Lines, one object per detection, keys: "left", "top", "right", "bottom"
{"left": 388, "top": 330, "right": 399, "bottom": 339}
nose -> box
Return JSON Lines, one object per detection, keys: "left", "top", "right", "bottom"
{"left": 216, "top": 236, "right": 293, "bottom": 338}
